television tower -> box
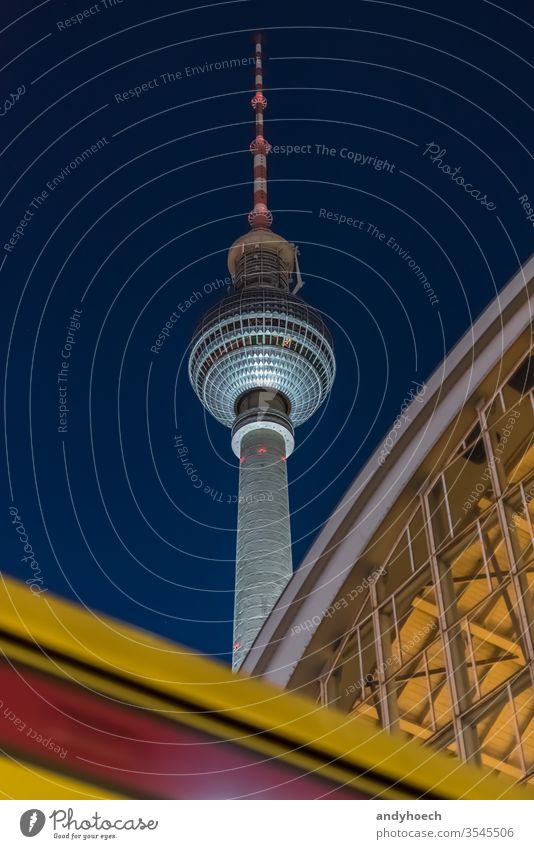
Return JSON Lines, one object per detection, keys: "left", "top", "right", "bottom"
{"left": 189, "top": 36, "right": 336, "bottom": 671}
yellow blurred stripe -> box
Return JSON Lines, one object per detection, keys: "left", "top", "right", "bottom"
{"left": 1, "top": 574, "right": 532, "bottom": 800}
{"left": 0, "top": 755, "right": 124, "bottom": 800}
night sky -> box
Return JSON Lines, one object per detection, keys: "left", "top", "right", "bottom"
{"left": 2, "top": 0, "right": 533, "bottom": 666}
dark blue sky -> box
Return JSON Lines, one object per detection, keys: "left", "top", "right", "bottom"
{"left": 2, "top": 0, "right": 533, "bottom": 665}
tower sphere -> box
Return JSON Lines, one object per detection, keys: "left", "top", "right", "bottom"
{"left": 188, "top": 229, "right": 335, "bottom": 452}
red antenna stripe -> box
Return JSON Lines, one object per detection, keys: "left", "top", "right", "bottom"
{"left": 248, "top": 36, "right": 272, "bottom": 229}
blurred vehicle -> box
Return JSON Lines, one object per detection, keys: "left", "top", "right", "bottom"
{"left": 0, "top": 576, "right": 531, "bottom": 800}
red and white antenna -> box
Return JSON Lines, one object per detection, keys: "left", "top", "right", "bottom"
{"left": 248, "top": 34, "right": 273, "bottom": 230}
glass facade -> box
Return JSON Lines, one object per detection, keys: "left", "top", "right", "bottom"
{"left": 318, "top": 349, "right": 534, "bottom": 784}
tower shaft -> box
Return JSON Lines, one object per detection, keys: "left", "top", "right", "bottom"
{"left": 233, "top": 427, "right": 292, "bottom": 671}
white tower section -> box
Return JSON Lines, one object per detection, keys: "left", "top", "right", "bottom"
{"left": 188, "top": 37, "right": 336, "bottom": 670}
{"left": 233, "top": 427, "right": 292, "bottom": 670}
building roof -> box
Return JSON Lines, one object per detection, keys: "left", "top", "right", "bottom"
{"left": 242, "top": 253, "right": 534, "bottom": 686}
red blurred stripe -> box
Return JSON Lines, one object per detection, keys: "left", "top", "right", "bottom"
{"left": 0, "top": 663, "right": 364, "bottom": 799}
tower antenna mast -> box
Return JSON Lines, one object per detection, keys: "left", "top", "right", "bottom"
{"left": 248, "top": 34, "right": 273, "bottom": 230}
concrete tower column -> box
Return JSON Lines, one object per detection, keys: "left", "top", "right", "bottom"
{"left": 232, "top": 427, "right": 292, "bottom": 670}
